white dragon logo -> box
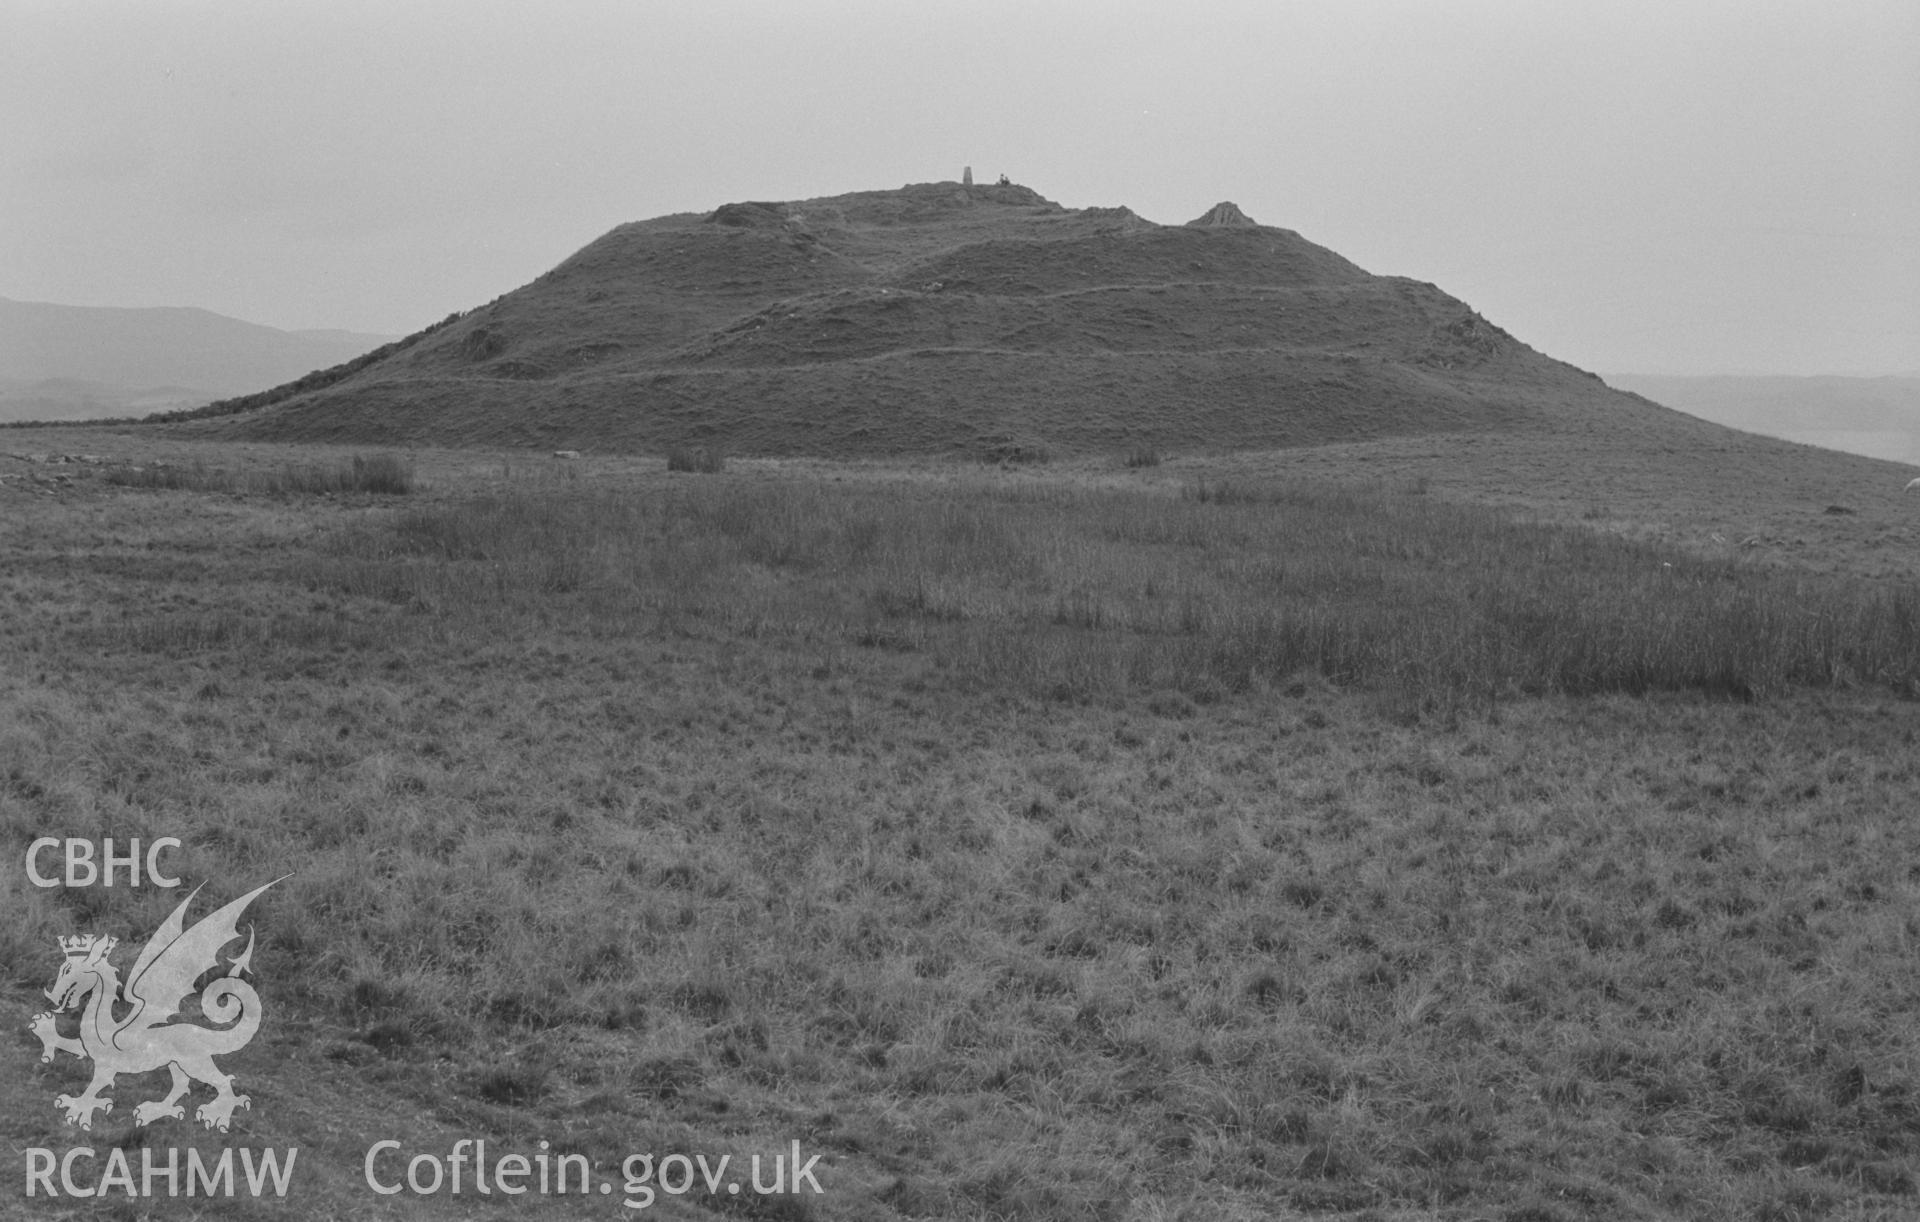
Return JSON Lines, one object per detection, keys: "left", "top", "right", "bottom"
{"left": 27, "top": 877, "right": 285, "bottom": 1132}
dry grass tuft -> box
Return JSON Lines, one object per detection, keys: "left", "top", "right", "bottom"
{"left": 101, "top": 452, "right": 414, "bottom": 495}
{"left": 666, "top": 444, "right": 726, "bottom": 473}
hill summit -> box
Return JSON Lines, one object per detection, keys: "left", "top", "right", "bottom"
{"left": 170, "top": 180, "right": 1689, "bottom": 456}
{"left": 1186, "top": 201, "right": 1260, "bottom": 228}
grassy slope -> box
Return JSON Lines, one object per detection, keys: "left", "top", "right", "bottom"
{"left": 4, "top": 429, "right": 1920, "bottom": 1219}
{"left": 160, "top": 182, "right": 1668, "bottom": 459}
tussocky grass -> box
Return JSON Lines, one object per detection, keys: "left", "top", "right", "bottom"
{"left": 3, "top": 455, "right": 1918, "bottom": 1219}
{"left": 100, "top": 451, "right": 415, "bottom": 496}
{"left": 308, "top": 473, "right": 1920, "bottom": 711}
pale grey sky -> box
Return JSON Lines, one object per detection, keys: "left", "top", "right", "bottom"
{"left": 4, "top": 0, "right": 1915, "bottom": 375}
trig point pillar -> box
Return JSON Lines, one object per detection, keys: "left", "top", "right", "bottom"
{"left": 963, "top": 165, "right": 973, "bottom": 186}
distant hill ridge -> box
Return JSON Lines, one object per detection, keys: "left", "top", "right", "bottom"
{"left": 0, "top": 297, "right": 397, "bottom": 422}
{"left": 165, "top": 180, "right": 1710, "bottom": 456}
{"left": 1606, "top": 373, "right": 1920, "bottom": 464}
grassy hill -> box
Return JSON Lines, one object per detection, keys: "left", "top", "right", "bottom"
{"left": 162, "top": 182, "right": 1712, "bottom": 457}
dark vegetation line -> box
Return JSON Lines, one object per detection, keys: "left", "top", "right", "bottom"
{"left": 0, "top": 413, "right": 144, "bottom": 430}
{"left": 101, "top": 452, "right": 414, "bottom": 495}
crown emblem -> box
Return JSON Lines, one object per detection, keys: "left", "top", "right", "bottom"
{"left": 57, "top": 934, "right": 115, "bottom": 959}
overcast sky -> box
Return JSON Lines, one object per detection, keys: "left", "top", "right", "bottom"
{"left": 4, "top": 0, "right": 1915, "bottom": 375}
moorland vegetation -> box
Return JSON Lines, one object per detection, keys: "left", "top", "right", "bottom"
{"left": 4, "top": 438, "right": 1918, "bottom": 1220}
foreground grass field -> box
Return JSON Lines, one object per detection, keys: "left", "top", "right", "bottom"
{"left": 3, "top": 434, "right": 1919, "bottom": 1220}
